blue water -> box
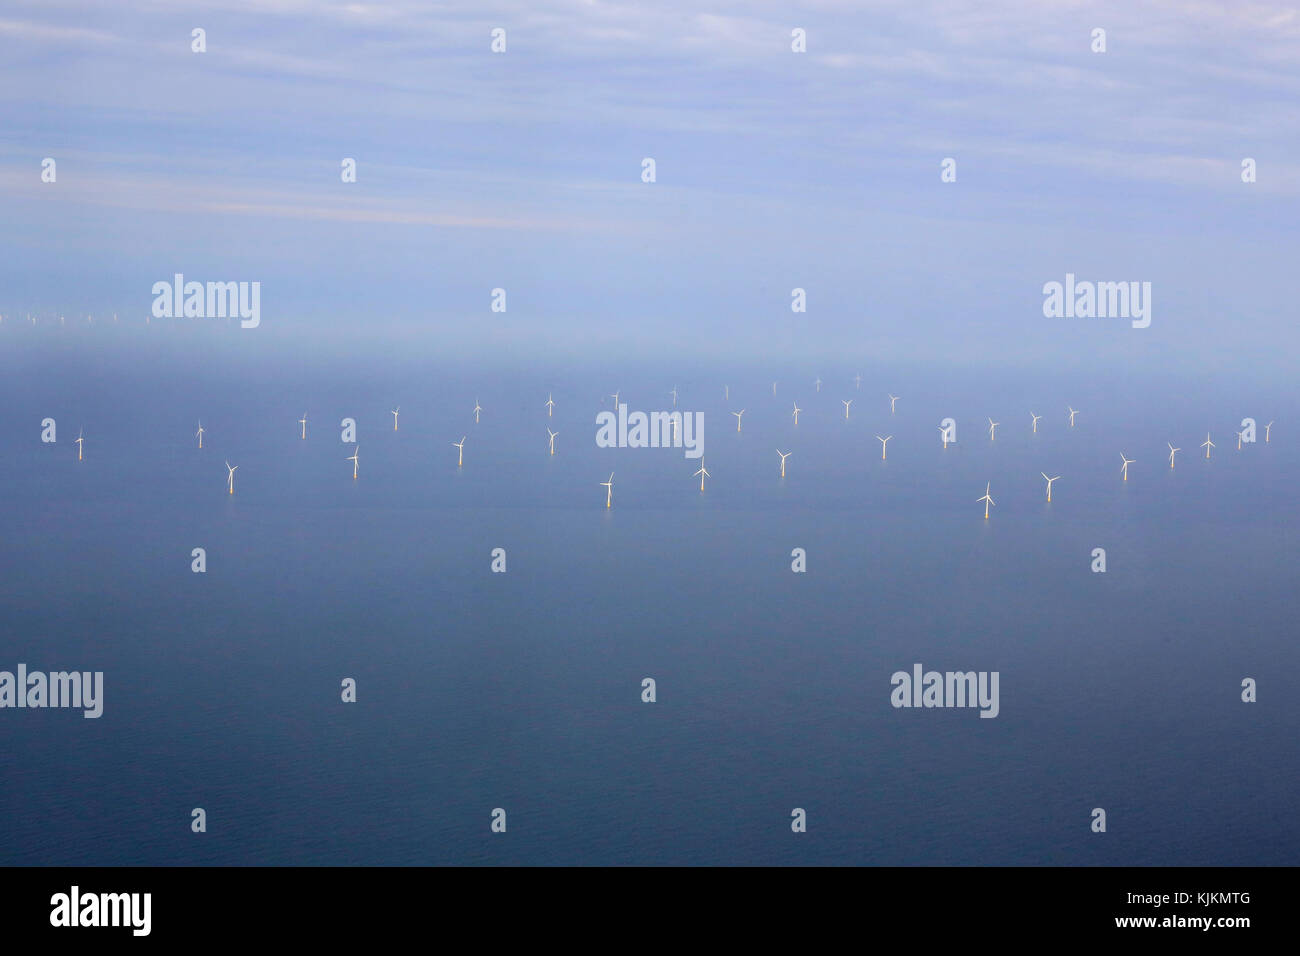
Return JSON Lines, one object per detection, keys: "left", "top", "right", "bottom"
{"left": 1, "top": 329, "right": 1296, "bottom": 865}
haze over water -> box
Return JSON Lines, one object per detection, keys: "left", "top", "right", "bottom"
{"left": 2, "top": 332, "right": 1295, "bottom": 865}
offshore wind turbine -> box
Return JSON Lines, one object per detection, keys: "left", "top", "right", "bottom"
{"left": 876, "top": 435, "right": 892, "bottom": 460}
{"left": 772, "top": 381, "right": 777, "bottom": 396}
{"left": 225, "top": 461, "right": 238, "bottom": 495}
{"left": 669, "top": 387, "right": 677, "bottom": 408}
{"left": 1031, "top": 413, "right": 1042, "bottom": 433}
{"left": 978, "top": 482, "right": 995, "bottom": 519}
{"left": 75, "top": 428, "right": 84, "bottom": 461}
{"left": 601, "top": 472, "right": 614, "bottom": 508}
{"left": 1067, "top": 406, "right": 1079, "bottom": 427}
{"left": 732, "top": 409, "right": 745, "bottom": 433}
{"left": 453, "top": 436, "right": 466, "bottom": 468}
{"left": 546, "top": 394, "right": 555, "bottom": 417}
{"left": 814, "top": 376, "right": 822, "bottom": 393}
{"left": 298, "top": 414, "right": 307, "bottom": 439}
{"left": 1168, "top": 443, "right": 1180, "bottom": 468}
{"left": 777, "top": 450, "right": 791, "bottom": 477}
{"left": 1040, "top": 472, "right": 1060, "bottom": 502}
{"left": 1120, "top": 454, "right": 1135, "bottom": 481}
{"left": 888, "top": 394, "right": 900, "bottom": 414}
{"left": 1236, "top": 430, "right": 1243, "bottom": 450}
{"left": 611, "top": 390, "right": 621, "bottom": 409}
{"left": 473, "top": 400, "right": 482, "bottom": 424}
{"left": 1201, "top": 432, "right": 1215, "bottom": 459}
{"left": 347, "top": 446, "right": 360, "bottom": 479}
{"left": 938, "top": 424, "right": 950, "bottom": 449}
{"left": 792, "top": 402, "right": 801, "bottom": 425}
{"left": 987, "top": 418, "right": 1000, "bottom": 441}
{"left": 694, "top": 462, "right": 711, "bottom": 491}
{"left": 1265, "top": 421, "right": 1273, "bottom": 442}
{"left": 547, "top": 428, "right": 558, "bottom": 456}
{"left": 391, "top": 407, "right": 399, "bottom": 430}
{"left": 854, "top": 373, "right": 862, "bottom": 390}
{"left": 196, "top": 421, "right": 204, "bottom": 449}
{"left": 842, "top": 399, "right": 853, "bottom": 420}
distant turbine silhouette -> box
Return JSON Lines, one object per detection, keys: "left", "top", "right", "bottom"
{"left": 888, "top": 394, "right": 899, "bottom": 414}
{"left": 987, "top": 418, "right": 999, "bottom": 441}
{"left": 75, "top": 428, "right": 84, "bottom": 461}
{"left": 876, "top": 435, "right": 892, "bottom": 460}
{"left": 938, "top": 424, "right": 950, "bottom": 449}
{"left": 1265, "top": 421, "right": 1273, "bottom": 442}
{"left": 473, "top": 400, "right": 482, "bottom": 424}
{"left": 196, "top": 421, "right": 204, "bottom": 449}
{"left": 668, "top": 386, "right": 677, "bottom": 408}
{"left": 391, "top": 407, "right": 399, "bottom": 430}
{"left": 298, "top": 414, "right": 307, "bottom": 439}
{"left": 225, "top": 461, "right": 238, "bottom": 495}
{"left": 978, "top": 482, "right": 995, "bottom": 519}
{"left": 1236, "top": 430, "right": 1243, "bottom": 450}
{"left": 601, "top": 472, "right": 614, "bottom": 508}
{"left": 1031, "top": 413, "right": 1042, "bottom": 433}
{"left": 1201, "top": 432, "right": 1215, "bottom": 459}
{"left": 814, "top": 376, "right": 822, "bottom": 392}
{"left": 732, "top": 409, "right": 745, "bottom": 433}
{"left": 842, "top": 399, "right": 852, "bottom": 420}
{"left": 453, "top": 436, "right": 466, "bottom": 468}
{"left": 776, "top": 449, "right": 791, "bottom": 477}
{"left": 792, "top": 402, "right": 801, "bottom": 425}
{"left": 546, "top": 394, "right": 555, "bottom": 417}
{"left": 547, "top": 428, "right": 558, "bottom": 456}
{"left": 347, "top": 446, "right": 360, "bottom": 479}
{"left": 1120, "top": 454, "right": 1135, "bottom": 481}
{"left": 1067, "top": 406, "right": 1079, "bottom": 427}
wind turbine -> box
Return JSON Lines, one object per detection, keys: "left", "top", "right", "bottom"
{"left": 546, "top": 394, "right": 555, "bottom": 417}
{"left": 1201, "top": 432, "right": 1215, "bottom": 459}
{"left": 196, "top": 421, "right": 204, "bottom": 449}
{"left": 75, "top": 428, "right": 84, "bottom": 461}
{"left": 611, "top": 390, "right": 620, "bottom": 408}
{"left": 601, "top": 472, "right": 614, "bottom": 508}
{"left": 1265, "top": 421, "right": 1273, "bottom": 443}
{"left": 876, "top": 435, "right": 892, "bottom": 460}
{"left": 987, "top": 418, "right": 1000, "bottom": 441}
{"left": 1067, "top": 406, "right": 1079, "bottom": 427}
{"left": 547, "top": 428, "right": 558, "bottom": 456}
{"left": 347, "top": 446, "right": 360, "bottom": 479}
{"left": 732, "top": 409, "right": 745, "bottom": 433}
{"left": 473, "top": 400, "right": 482, "bottom": 424}
{"left": 1120, "top": 454, "right": 1135, "bottom": 481}
{"left": 1236, "top": 430, "right": 1243, "bottom": 450}
{"left": 842, "top": 399, "right": 853, "bottom": 420}
{"left": 1031, "top": 413, "right": 1042, "bottom": 433}
{"left": 668, "top": 387, "right": 677, "bottom": 408}
{"left": 978, "top": 482, "right": 995, "bottom": 519}
{"left": 777, "top": 450, "right": 791, "bottom": 477}
{"left": 792, "top": 402, "right": 801, "bottom": 425}
{"left": 938, "top": 424, "right": 950, "bottom": 449}
{"left": 391, "top": 407, "right": 400, "bottom": 431}
{"left": 888, "top": 394, "right": 899, "bottom": 414}
{"left": 225, "top": 461, "right": 238, "bottom": 495}
{"left": 298, "top": 414, "right": 307, "bottom": 439}
{"left": 1040, "top": 472, "right": 1060, "bottom": 502}
{"left": 814, "top": 376, "right": 822, "bottom": 393}
{"left": 453, "top": 436, "right": 466, "bottom": 468}
{"left": 772, "top": 381, "right": 777, "bottom": 396}
{"left": 1167, "top": 442, "right": 1180, "bottom": 468}
{"left": 724, "top": 385, "right": 729, "bottom": 401}
{"left": 694, "top": 462, "right": 711, "bottom": 491}
{"left": 854, "top": 373, "right": 862, "bottom": 390}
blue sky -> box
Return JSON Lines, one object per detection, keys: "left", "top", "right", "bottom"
{"left": 1, "top": 1, "right": 1297, "bottom": 371}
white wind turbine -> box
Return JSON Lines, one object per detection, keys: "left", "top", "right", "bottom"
{"left": 1040, "top": 472, "right": 1060, "bottom": 502}
{"left": 546, "top": 394, "right": 555, "bottom": 417}
{"left": 601, "top": 472, "right": 614, "bottom": 508}
{"left": 473, "top": 400, "right": 482, "bottom": 424}
{"left": 668, "top": 386, "right": 677, "bottom": 408}
{"left": 732, "top": 409, "right": 745, "bottom": 433}
{"left": 792, "top": 402, "right": 801, "bottom": 425}
{"left": 347, "top": 446, "right": 360, "bottom": 479}
{"left": 1120, "top": 453, "right": 1135, "bottom": 481}
{"left": 611, "top": 390, "right": 620, "bottom": 408}
{"left": 1167, "top": 442, "right": 1180, "bottom": 468}
{"left": 547, "top": 428, "right": 558, "bottom": 456}
{"left": 777, "top": 449, "right": 791, "bottom": 477}
{"left": 1236, "top": 430, "right": 1243, "bottom": 450}
{"left": 1067, "top": 406, "right": 1079, "bottom": 427}
{"left": 1031, "top": 413, "right": 1042, "bottom": 433}
{"left": 694, "top": 462, "right": 711, "bottom": 491}
{"left": 225, "top": 461, "right": 238, "bottom": 495}
{"left": 1201, "top": 432, "right": 1215, "bottom": 459}
{"left": 938, "top": 424, "right": 950, "bottom": 449}
{"left": 75, "top": 428, "right": 84, "bottom": 461}
{"left": 196, "top": 421, "right": 204, "bottom": 449}
{"left": 876, "top": 435, "right": 892, "bottom": 460}
{"left": 987, "top": 418, "right": 1000, "bottom": 441}
{"left": 888, "top": 394, "right": 900, "bottom": 414}
{"left": 298, "top": 414, "right": 307, "bottom": 439}
{"left": 814, "top": 376, "right": 822, "bottom": 392}
{"left": 1265, "top": 421, "right": 1273, "bottom": 442}
{"left": 978, "top": 482, "right": 995, "bottom": 519}
{"left": 453, "top": 436, "right": 466, "bottom": 467}
{"left": 854, "top": 373, "right": 862, "bottom": 390}
{"left": 391, "top": 407, "right": 399, "bottom": 430}
{"left": 842, "top": 399, "right": 853, "bottom": 420}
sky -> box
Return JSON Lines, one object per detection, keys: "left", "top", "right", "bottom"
{"left": 1, "top": 0, "right": 1297, "bottom": 372}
